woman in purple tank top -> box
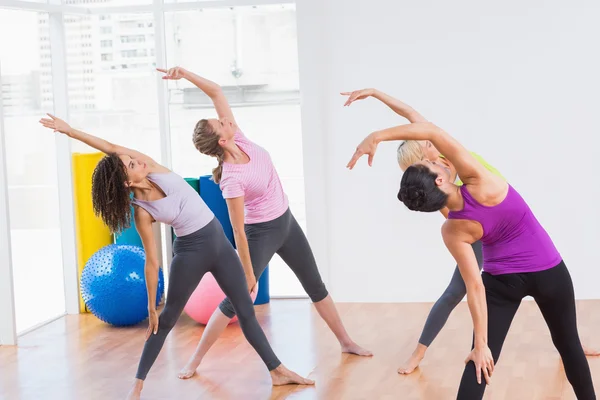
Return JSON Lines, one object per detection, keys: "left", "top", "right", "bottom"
{"left": 348, "top": 122, "right": 595, "bottom": 400}
{"left": 39, "top": 115, "right": 313, "bottom": 400}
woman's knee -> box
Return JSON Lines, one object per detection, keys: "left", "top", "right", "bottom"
{"left": 439, "top": 285, "right": 466, "bottom": 308}
{"left": 218, "top": 298, "right": 237, "bottom": 319}
{"left": 234, "top": 301, "right": 257, "bottom": 322}
{"left": 158, "top": 308, "right": 180, "bottom": 332}
{"left": 308, "top": 282, "right": 329, "bottom": 304}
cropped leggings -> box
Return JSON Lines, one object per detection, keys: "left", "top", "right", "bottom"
{"left": 135, "top": 218, "right": 281, "bottom": 380}
{"left": 457, "top": 261, "right": 595, "bottom": 399}
{"left": 219, "top": 208, "right": 329, "bottom": 318}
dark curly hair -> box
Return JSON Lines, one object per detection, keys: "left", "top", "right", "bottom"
{"left": 91, "top": 153, "right": 132, "bottom": 233}
{"left": 398, "top": 164, "right": 448, "bottom": 212}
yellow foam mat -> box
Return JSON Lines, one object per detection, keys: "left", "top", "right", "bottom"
{"left": 72, "top": 152, "right": 113, "bottom": 312}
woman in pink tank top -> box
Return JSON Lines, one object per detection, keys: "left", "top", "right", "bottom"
{"left": 40, "top": 115, "right": 313, "bottom": 400}
{"left": 348, "top": 122, "right": 595, "bottom": 400}
{"left": 156, "top": 66, "right": 372, "bottom": 380}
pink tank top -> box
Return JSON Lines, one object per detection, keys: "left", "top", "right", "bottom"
{"left": 220, "top": 131, "right": 289, "bottom": 224}
{"left": 448, "top": 184, "right": 561, "bottom": 275}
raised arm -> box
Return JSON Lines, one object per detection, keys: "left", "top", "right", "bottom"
{"left": 442, "top": 220, "right": 494, "bottom": 385}
{"left": 39, "top": 114, "right": 160, "bottom": 168}
{"left": 226, "top": 197, "right": 257, "bottom": 293}
{"left": 135, "top": 207, "right": 161, "bottom": 340}
{"left": 157, "top": 67, "right": 237, "bottom": 128}
{"left": 341, "top": 88, "right": 427, "bottom": 123}
{"left": 347, "top": 122, "right": 485, "bottom": 183}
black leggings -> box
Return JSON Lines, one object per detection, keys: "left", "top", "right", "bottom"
{"left": 135, "top": 218, "right": 281, "bottom": 380}
{"left": 457, "top": 261, "right": 595, "bottom": 399}
{"left": 219, "top": 208, "right": 328, "bottom": 318}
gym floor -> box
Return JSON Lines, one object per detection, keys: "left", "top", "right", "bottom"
{"left": 1, "top": 299, "right": 599, "bottom": 399}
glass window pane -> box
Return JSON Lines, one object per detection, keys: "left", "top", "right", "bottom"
{"left": 64, "top": 13, "right": 161, "bottom": 160}
{"left": 63, "top": 0, "right": 152, "bottom": 7}
{"left": 165, "top": 4, "right": 306, "bottom": 297}
{"left": 0, "top": 10, "right": 65, "bottom": 333}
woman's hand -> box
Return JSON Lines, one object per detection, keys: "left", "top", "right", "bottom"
{"left": 246, "top": 274, "right": 257, "bottom": 294}
{"left": 157, "top": 67, "right": 187, "bottom": 80}
{"left": 39, "top": 114, "right": 73, "bottom": 136}
{"left": 341, "top": 88, "right": 375, "bottom": 107}
{"left": 465, "top": 345, "right": 494, "bottom": 385}
{"left": 146, "top": 309, "right": 159, "bottom": 340}
{"left": 347, "top": 132, "right": 379, "bottom": 169}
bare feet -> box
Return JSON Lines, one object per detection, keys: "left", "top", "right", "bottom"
{"left": 583, "top": 344, "right": 600, "bottom": 357}
{"left": 125, "top": 380, "right": 143, "bottom": 400}
{"left": 398, "top": 344, "right": 427, "bottom": 375}
{"left": 178, "top": 355, "right": 202, "bottom": 379}
{"left": 341, "top": 341, "right": 373, "bottom": 357}
{"left": 270, "top": 365, "right": 315, "bottom": 386}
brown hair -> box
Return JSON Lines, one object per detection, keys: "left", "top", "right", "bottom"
{"left": 91, "top": 153, "right": 133, "bottom": 233}
{"left": 192, "top": 119, "right": 225, "bottom": 183}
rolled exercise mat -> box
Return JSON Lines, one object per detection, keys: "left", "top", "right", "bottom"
{"left": 198, "top": 175, "right": 270, "bottom": 305}
{"left": 72, "top": 152, "right": 113, "bottom": 312}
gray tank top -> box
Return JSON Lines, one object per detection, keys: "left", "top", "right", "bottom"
{"left": 132, "top": 172, "right": 214, "bottom": 237}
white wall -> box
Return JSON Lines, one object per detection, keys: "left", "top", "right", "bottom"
{"left": 297, "top": 0, "right": 600, "bottom": 302}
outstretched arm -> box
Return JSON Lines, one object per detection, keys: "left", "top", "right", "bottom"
{"left": 157, "top": 67, "right": 237, "bottom": 128}
{"left": 347, "top": 122, "right": 483, "bottom": 183}
{"left": 442, "top": 220, "right": 494, "bottom": 385}
{"left": 341, "top": 88, "right": 427, "bottom": 123}
{"left": 39, "top": 114, "right": 159, "bottom": 167}
{"left": 226, "top": 196, "right": 257, "bottom": 293}
{"left": 135, "top": 207, "right": 161, "bottom": 340}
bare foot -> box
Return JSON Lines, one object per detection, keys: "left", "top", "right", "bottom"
{"left": 178, "top": 356, "right": 202, "bottom": 379}
{"left": 583, "top": 344, "right": 600, "bottom": 357}
{"left": 125, "top": 380, "right": 143, "bottom": 400}
{"left": 398, "top": 344, "right": 427, "bottom": 375}
{"left": 341, "top": 341, "right": 373, "bottom": 357}
{"left": 270, "top": 365, "right": 315, "bottom": 386}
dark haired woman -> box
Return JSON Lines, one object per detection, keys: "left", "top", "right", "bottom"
{"left": 153, "top": 66, "right": 372, "bottom": 380}
{"left": 39, "top": 114, "right": 313, "bottom": 400}
{"left": 347, "top": 122, "right": 595, "bottom": 399}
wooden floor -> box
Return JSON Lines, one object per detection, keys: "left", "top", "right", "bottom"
{"left": 1, "top": 299, "right": 599, "bottom": 400}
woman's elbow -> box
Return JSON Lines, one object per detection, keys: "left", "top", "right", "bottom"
{"left": 466, "top": 281, "right": 486, "bottom": 296}
{"left": 145, "top": 259, "right": 160, "bottom": 272}
{"left": 232, "top": 226, "right": 246, "bottom": 237}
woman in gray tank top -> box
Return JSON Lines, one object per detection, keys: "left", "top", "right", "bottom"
{"left": 39, "top": 114, "right": 313, "bottom": 400}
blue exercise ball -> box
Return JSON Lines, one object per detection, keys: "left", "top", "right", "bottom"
{"left": 80, "top": 244, "right": 164, "bottom": 327}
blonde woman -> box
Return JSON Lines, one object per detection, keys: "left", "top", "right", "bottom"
{"left": 156, "top": 67, "right": 372, "bottom": 380}
{"left": 342, "top": 88, "right": 599, "bottom": 375}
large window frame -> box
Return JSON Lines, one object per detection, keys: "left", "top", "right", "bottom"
{"left": 0, "top": 0, "right": 301, "bottom": 345}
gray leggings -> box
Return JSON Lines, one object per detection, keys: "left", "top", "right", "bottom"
{"left": 418, "top": 240, "right": 484, "bottom": 347}
{"left": 219, "top": 208, "right": 329, "bottom": 318}
{"left": 135, "top": 218, "right": 281, "bottom": 380}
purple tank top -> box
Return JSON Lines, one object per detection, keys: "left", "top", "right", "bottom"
{"left": 132, "top": 172, "right": 214, "bottom": 237}
{"left": 448, "top": 184, "right": 561, "bottom": 275}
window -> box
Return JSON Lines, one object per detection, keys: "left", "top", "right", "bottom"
{"left": 63, "top": 0, "right": 153, "bottom": 7}
{"left": 121, "top": 49, "right": 147, "bottom": 58}
{"left": 100, "top": 27, "right": 112, "bottom": 34}
{"left": 100, "top": 40, "right": 112, "bottom": 48}
{"left": 165, "top": 5, "right": 304, "bottom": 297}
{"left": 120, "top": 34, "right": 145, "bottom": 43}
{"left": 65, "top": 14, "right": 161, "bottom": 161}
{"left": 0, "top": 9, "right": 66, "bottom": 333}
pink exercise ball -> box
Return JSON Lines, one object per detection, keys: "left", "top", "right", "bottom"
{"left": 184, "top": 272, "right": 258, "bottom": 325}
